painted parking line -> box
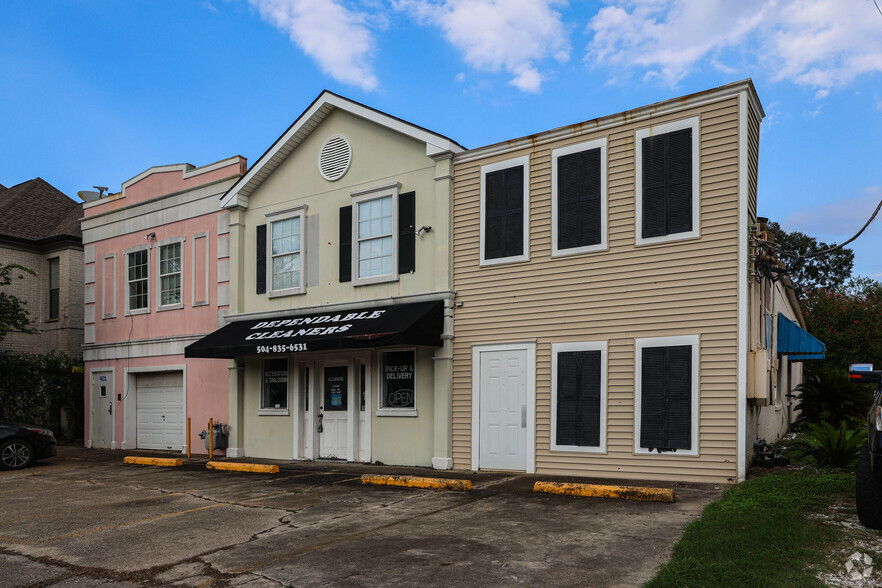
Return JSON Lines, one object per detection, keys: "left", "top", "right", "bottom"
{"left": 533, "top": 481, "right": 676, "bottom": 502}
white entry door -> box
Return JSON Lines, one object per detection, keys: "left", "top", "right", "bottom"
{"left": 136, "top": 372, "right": 184, "bottom": 451}
{"left": 478, "top": 348, "right": 529, "bottom": 470}
{"left": 319, "top": 363, "right": 349, "bottom": 459}
{"left": 92, "top": 372, "right": 113, "bottom": 448}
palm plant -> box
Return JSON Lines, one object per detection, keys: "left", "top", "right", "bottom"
{"left": 793, "top": 364, "right": 873, "bottom": 426}
{"left": 787, "top": 421, "right": 867, "bottom": 468}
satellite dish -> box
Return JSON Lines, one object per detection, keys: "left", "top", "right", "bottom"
{"left": 78, "top": 191, "right": 101, "bottom": 202}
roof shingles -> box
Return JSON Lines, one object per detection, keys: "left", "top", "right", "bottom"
{"left": 0, "top": 178, "right": 81, "bottom": 243}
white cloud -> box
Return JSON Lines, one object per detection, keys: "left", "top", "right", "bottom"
{"left": 784, "top": 189, "right": 882, "bottom": 239}
{"left": 395, "top": 0, "right": 570, "bottom": 93}
{"left": 250, "top": 0, "right": 379, "bottom": 91}
{"left": 585, "top": 0, "right": 882, "bottom": 94}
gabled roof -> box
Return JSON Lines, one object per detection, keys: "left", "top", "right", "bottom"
{"left": 221, "top": 90, "right": 464, "bottom": 208}
{"left": 0, "top": 178, "right": 82, "bottom": 244}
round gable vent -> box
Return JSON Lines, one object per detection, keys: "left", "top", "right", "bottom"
{"left": 318, "top": 134, "right": 352, "bottom": 181}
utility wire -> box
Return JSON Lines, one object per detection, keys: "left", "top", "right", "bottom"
{"left": 760, "top": 198, "right": 882, "bottom": 260}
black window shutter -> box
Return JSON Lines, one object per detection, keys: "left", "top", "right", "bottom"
{"left": 642, "top": 129, "right": 693, "bottom": 238}
{"left": 556, "top": 350, "right": 602, "bottom": 447}
{"left": 484, "top": 169, "right": 506, "bottom": 260}
{"left": 640, "top": 345, "right": 693, "bottom": 451}
{"left": 642, "top": 135, "right": 667, "bottom": 238}
{"left": 666, "top": 129, "right": 693, "bottom": 234}
{"left": 665, "top": 345, "right": 693, "bottom": 450}
{"left": 339, "top": 206, "right": 352, "bottom": 283}
{"left": 503, "top": 165, "right": 524, "bottom": 258}
{"left": 577, "top": 350, "right": 602, "bottom": 447}
{"left": 558, "top": 149, "right": 602, "bottom": 250}
{"left": 556, "top": 352, "right": 579, "bottom": 446}
{"left": 398, "top": 191, "right": 415, "bottom": 274}
{"left": 256, "top": 224, "right": 266, "bottom": 295}
{"left": 640, "top": 347, "right": 667, "bottom": 449}
{"left": 557, "top": 153, "right": 580, "bottom": 250}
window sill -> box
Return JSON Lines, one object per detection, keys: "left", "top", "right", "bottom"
{"left": 376, "top": 408, "right": 418, "bottom": 417}
{"left": 102, "top": 314, "right": 116, "bottom": 320}
{"left": 353, "top": 274, "right": 399, "bottom": 287}
{"left": 45, "top": 318, "right": 59, "bottom": 324}
{"left": 551, "top": 243, "right": 608, "bottom": 258}
{"left": 267, "top": 288, "right": 305, "bottom": 298}
{"left": 157, "top": 303, "right": 184, "bottom": 312}
{"left": 257, "top": 408, "right": 289, "bottom": 416}
{"left": 125, "top": 308, "right": 150, "bottom": 317}
{"left": 479, "top": 254, "right": 529, "bottom": 267}
{"left": 635, "top": 230, "right": 700, "bottom": 247}
{"left": 550, "top": 444, "right": 606, "bottom": 454}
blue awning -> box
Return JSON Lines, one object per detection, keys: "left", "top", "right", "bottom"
{"left": 777, "top": 314, "right": 825, "bottom": 360}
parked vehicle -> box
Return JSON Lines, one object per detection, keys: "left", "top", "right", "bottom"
{"left": 0, "top": 422, "right": 57, "bottom": 470}
{"left": 850, "top": 363, "right": 882, "bottom": 528}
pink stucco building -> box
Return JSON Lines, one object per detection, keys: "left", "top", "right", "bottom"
{"left": 81, "top": 157, "right": 245, "bottom": 453}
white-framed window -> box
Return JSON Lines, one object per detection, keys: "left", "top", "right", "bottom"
{"left": 260, "top": 357, "right": 289, "bottom": 415}
{"left": 157, "top": 238, "right": 184, "bottom": 310}
{"left": 552, "top": 138, "right": 607, "bottom": 257}
{"left": 551, "top": 341, "right": 607, "bottom": 453}
{"left": 377, "top": 348, "right": 417, "bottom": 417}
{"left": 634, "top": 335, "right": 700, "bottom": 456}
{"left": 635, "top": 117, "right": 700, "bottom": 246}
{"left": 480, "top": 155, "right": 530, "bottom": 266}
{"left": 266, "top": 205, "right": 306, "bottom": 297}
{"left": 352, "top": 183, "right": 398, "bottom": 286}
{"left": 125, "top": 245, "right": 150, "bottom": 315}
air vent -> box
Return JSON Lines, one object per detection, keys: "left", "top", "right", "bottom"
{"left": 318, "top": 135, "right": 352, "bottom": 181}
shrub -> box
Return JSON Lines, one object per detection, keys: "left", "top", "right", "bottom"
{"left": 0, "top": 350, "right": 83, "bottom": 441}
{"left": 786, "top": 421, "right": 867, "bottom": 468}
{"left": 793, "top": 363, "right": 873, "bottom": 426}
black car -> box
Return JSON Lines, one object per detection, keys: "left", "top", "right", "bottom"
{"left": 850, "top": 364, "right": 882, "bottom": 528}
{"left": 0, "top": 422, "right": 57, "bottom": 470}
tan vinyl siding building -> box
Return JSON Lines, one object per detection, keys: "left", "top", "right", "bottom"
{"left": 451, "top": 81, "right": 768, "bottom": 483}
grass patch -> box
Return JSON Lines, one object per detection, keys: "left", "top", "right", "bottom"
{"left": 646, "top": 469, "right": 855, "bottom": 587}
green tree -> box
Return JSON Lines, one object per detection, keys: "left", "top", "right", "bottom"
{"left": 0, "top": 263, "right": 36, "bottom": 342}
{"left": 767, "top": 222, "right": 855, "bottom": 296}
{"left": 802, "top": 277, "right": 882, "bottom": 372}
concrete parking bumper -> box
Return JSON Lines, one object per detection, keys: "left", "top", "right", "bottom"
{"left": 533, "top": 480, "right": 676, "bottom": 502}
{"left": 360, "top": 474, "right": 473, "bottom": 491}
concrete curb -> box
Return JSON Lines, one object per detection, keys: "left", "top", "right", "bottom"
{"left": 533, "top": 481, "right": 675, "bottom": 502}
{"left": 123, "top": 456, "right": 183, "bottom": 467}
{"left": 206, "top": 461, "right": 280, "bottom": 474}
{"left": 361, "top": 474, "right": 473, "bottom": 491}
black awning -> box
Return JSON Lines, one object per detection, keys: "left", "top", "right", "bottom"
{"left": 185, "top": 300, "right": 443, "bottom": 359}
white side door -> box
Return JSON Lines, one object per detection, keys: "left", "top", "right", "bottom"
{"left": 478, "top": 348, "right": 528, "bottom": 470}
{"left": 319, "top": 363, "right": 349, "bottom": 459}
{"left": 92, "top": 372, "right": 113, "bottom": 448}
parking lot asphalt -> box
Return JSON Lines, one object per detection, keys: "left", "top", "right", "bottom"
{"left": 0, "top": 447, "right": 722, "bottom": 587}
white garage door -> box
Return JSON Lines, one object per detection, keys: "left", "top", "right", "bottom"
{"left": 136, "top": 372, "right": 184, "bottom": 451}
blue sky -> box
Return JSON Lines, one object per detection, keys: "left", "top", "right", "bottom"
{"left": 2, "top": 1, "right": 881, "bottom": 278}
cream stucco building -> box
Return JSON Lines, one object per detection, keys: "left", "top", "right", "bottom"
{"left": 187, "top": 92, "right": 464, "bottom": 467}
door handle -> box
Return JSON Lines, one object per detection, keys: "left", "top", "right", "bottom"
{"left": 521, "top": 405, "right": 526, "bottom": 428}
{"left": 318, "top": 411, "right": 323, "bottom": 434}
{"left": 108, "top": 402, "right": 113, "bottom": 416}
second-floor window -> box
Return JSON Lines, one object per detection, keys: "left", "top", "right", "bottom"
{"left": 48, "top": 257, "right": 59, "bottom": 320}
{"left": 127, "top": 249, "right": 149, "bottom": 313}
{"left": 552, "top": 138, "right": 607, "bottom": 256}
{"left": 480, "top": 156, "right": 529, "bottom": 265}
{"left": 636, "top": 117, "right": 700, "bottom": 245}
{"left": 265, "top": 206, "right": 305, "bottom": 297}
{"left": 159, "top": 242, "right": 182, "bottom": 308}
